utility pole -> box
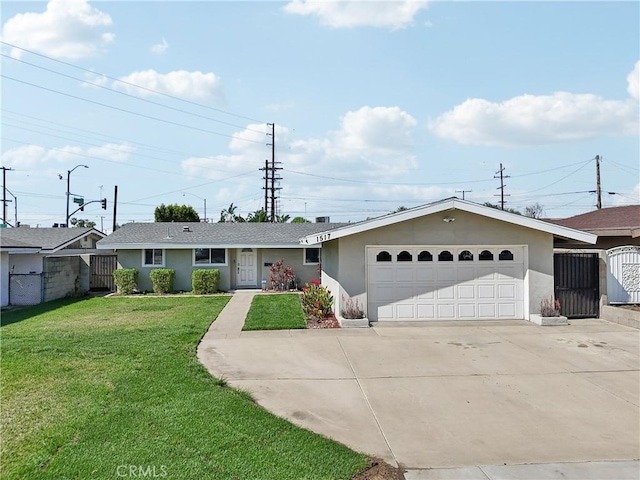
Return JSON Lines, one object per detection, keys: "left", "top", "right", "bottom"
{"left": 112, "top": 185, "right": 118, "bottom": 232}
{"left": 1, "top": 166, "right": 13, "bottom": 225}
{"left": 263, "top": 123, "right": 282, "bottom": 222}
{"left": 595, "top": 155, "right": 602, "bottom": 209}
{"left": 494, "top": 163, "right": 510, "bottom": 210}
{"left": 456, "top": 189, "right": 472, "bottom": 200}
{"left": 260, "top": 159, "right": 268, "bottom": 214}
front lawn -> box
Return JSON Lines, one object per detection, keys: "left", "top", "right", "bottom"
{"left": 242, "top": 293, "right": 307, "bottom": 331}
{"left": 0, "top": 296, "right": 368, "bottom": 479}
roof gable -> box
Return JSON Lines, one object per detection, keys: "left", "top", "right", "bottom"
{"left": 0, "top": 227, "right": 106, "bottom": 252}
{"left": 299, "top": 198, "right": 597, "bottom": 245}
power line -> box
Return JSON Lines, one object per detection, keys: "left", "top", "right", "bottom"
{"left": 1, "top": 75, "right": 265, "bottom": 145}
{"left": 0, "top": 40, "right": 265, "bottom": 124}
{"left": 1, "top": 53, "right": 267, "bottom": 135}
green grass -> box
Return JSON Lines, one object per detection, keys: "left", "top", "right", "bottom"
{"left": 0, "top": 296, "right": 368, "bottom": 479}
{"left": 242, "top": 294, "right": 307, "bottom": 331}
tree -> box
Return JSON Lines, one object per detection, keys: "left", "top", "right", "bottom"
{"left": 483, "top": 202, "right": 521, "bottom": 215}
{"left": 70, "top": 218, "right": 96, "bottom": 228}
{"left": 219, "top": 203, "right": 246, "bottom": 223}
{"left": 247, "top": 209, "right": 268, "bottom": 222}
{"left": 524, "top": 202, "right": 544, "bottom": 219}
{"left": 275, "top": 214, "right": 291, "bottom": 223}
{"left": 154, "top": 204, "right": 200, "bottom": 222}
{"left": 291, "top": 216, "right": 311, "bottom": 223}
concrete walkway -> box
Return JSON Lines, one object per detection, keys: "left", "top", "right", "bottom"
{"left": 198, "top": 303, "right": 640, "bottom": 479}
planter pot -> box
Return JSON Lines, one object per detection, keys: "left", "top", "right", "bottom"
{"left": 530, "top": 313, "right": 568, "bottom": 326}
{"left": 337, "top": 316, "right": 370, "bottom": 328}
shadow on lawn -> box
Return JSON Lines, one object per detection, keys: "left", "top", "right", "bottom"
{"left": 0, "top": 295, "right": 94, "bottom": 327}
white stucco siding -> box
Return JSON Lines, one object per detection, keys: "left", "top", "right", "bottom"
{"left": 327, "top": 210, "right": 555, "bottom": 320}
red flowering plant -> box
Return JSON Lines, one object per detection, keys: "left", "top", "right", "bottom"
{"left": 301, "top": 282, "right": 333, "bottom": 320}
{"left": 269, "top": 258, "right": 295, "bottom": 291}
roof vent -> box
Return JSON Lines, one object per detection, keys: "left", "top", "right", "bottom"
{"left": 183, "top": 226, "right": 191, "bottom": 232}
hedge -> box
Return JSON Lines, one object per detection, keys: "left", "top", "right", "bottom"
{"left": 192, "top": 269, "right": 220, "bottom": 294}
{"left": 113, "top": 268, "right": 138, "bottom": 295}
{"left": 150, "top": 268, "right": 175, "bottom": 294}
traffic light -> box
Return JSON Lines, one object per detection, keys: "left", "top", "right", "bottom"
{"left": 101, "top": 198, "right": 107, "bottom": 210}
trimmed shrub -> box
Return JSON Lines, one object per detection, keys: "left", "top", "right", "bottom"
{"left": 192, "top": 269, "right": 220, "bottom": 294}
{"left": 301, "top": 282, "right": 334, "bottom": 319}
{"left": 113, "top": 268, "right": 138, "bottom": 295}
{"left": 150, "top": 268, "right": 175, "bottom": 294}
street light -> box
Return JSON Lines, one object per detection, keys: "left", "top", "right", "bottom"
{"left": 182, "top": 192, "right": 207, "bottom": 222}
{"left": 65, "top": 164, "right": 89, "bottom": 227}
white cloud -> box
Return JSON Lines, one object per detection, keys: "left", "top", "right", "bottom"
{"left": 150, "top": 38, "right": 169, "bottom": 55}
{"left": 628, "top": 61, "right": 640, "bottom": 101}
{"left": 181, "top": 107, "right": 421, "bottom": 216}
{"left": 430, "top": 92, "right": 638, "bottom": 147}
{"left": 613, "top": 183, "right": 640, "bottom": 207}
{"left": 284, "top": 0, "right": 429, "bottom": 30}
{"left": 115, "top": 70, "right": 223, "bottom": 101}
{"left": 0, "top": 142, "right": 134, "bottom": 168}
{"left": 1, "top": 0, "right": 114, "bottom": 60}
{"left": 430, "top": 62, "right": 640, "bottom": 147}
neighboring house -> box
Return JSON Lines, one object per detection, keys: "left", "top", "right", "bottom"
{"left": 0, "top": 227, "right": 107, "bottom": 306}
{"left": 546, "top": 205, "right": 640, "bottom": 305}
{"left": 299, "top": 198, "right": 596, "bottom": 323}
{"left": 96, "top": 222, "right": 347, "bottom": 292}
{"left": 546, "top": 205, "right": 639, "bottom": 249}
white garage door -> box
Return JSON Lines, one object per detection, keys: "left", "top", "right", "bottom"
{"left": 367, "top": 246, "right": 525, "bottom": 321}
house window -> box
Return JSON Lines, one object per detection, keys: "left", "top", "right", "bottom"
{"left": 397, "top": 250, "right": 412, "bottom": 262}
{"left": 304, "top": 248, "right": 321, "bottom": 265}
{"left": 479, "top": 250, "right": 494, "bottom": 261}
{"left": 499, "top": 249, "right": 514, "bottom": 261}
{"left": 458, "top": 250, "right": 473, "bottom": 261}
{"left": 376, "top": 251, "right": 392, "bottom": 262}
{"left": 194, "top": 248, "right": 227, "bottom": 265}
{"left": 143, "top": 249, "right": 164, "bottom": 266}
{"left": 438, "top": 250, "right": 453, "bottom": 262}
{"left": 418, "top": 250, "right": 433, "bottom": 262}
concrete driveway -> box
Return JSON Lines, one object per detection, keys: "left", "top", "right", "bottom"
{"left": 198, "top": 315, "right": 639, "bottom": 472}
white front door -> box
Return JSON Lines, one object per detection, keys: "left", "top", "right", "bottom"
{"left": 237, "top": 248, "right": 257, "bottom": 287}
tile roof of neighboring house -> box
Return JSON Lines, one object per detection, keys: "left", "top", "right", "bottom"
{"left": 0, "top": 227, "right": 105, "bottom": 251}
{"left": 545, "top": 205, "right": 640, "bottom": 237}
{"left": 97, "top": 222, "right": 349, "bottom": 248}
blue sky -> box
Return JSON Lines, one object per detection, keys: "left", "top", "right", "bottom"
{"left": 1, "top": 0, "right": 638, "bottom": 231}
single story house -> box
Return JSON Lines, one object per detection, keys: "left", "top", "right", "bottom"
{"left": 96, "top": 222, "right": 347, "bottom": 292}
{"left": 0, "top": 227, "right": 107, "bottom": 306}
{"left": 299, "top": 198, "right": 597, "bottom": 323}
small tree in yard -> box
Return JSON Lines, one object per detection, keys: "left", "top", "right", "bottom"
{"left": 269, "top": 258, "right": 295, "bottom": 291}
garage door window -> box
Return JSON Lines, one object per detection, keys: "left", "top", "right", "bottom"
{"left": 418, "top": 250, "right": 433, "bottom": 262}
{"left": 376, "top": 251, "right": 392, "bottom": 262}
{"left": 458, "top": 250, "right": 473, "bottom": 261}
{"left": 499, "top": 249, "right": 514, "bottom": 261}
{"left": 479, "top": 250, "right": 494, "bottom": 261}
{"left": 397, "top": 251, "right": 413, "bottom": 262}
{"left": 438, "top": 250, "right": 453, "bottom": 261}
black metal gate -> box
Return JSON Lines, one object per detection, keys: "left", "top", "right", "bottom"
{"left": 554, "top": 253, "right": 599, "bottom": 318}
{"left": 90, "top": 255, "right": 117, "bottom": 292}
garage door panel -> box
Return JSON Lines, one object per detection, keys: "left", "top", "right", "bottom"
{"left": 437, "top": 286, "right": 455, "bottom": 299}
{"left": 437, "top": 304, "right": 456, "bottom": 318}
{"left": 457, "top": 266, "right": 475, "bottom": 282}
{"left": 478, "top": 284, "right": 496, "bottom": 299}
{"left": 457, "top": 284, "right": 476, "bottom": 299}
{"left": 458, "top": 304, "right": 477, "bottom": 318}
{"left": 497, "top": 284, "right": 516, "bottom": 299}
{"left": 367, "top": 246, "right": 524, "bottom": 322}
{"left": 416, "top": 267, "right": 435, "bottom": 282}
{"left": 478, "top": 303, "right": 497, "bottom": 318}
{"left": 417, "top": 304, "right": 435, "bottom": 319}
{"left": 396, "top": 304, "right": 415, "bottom": 319}
{"left": 437, "top": 268, "right": 455, "bottom": 282}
